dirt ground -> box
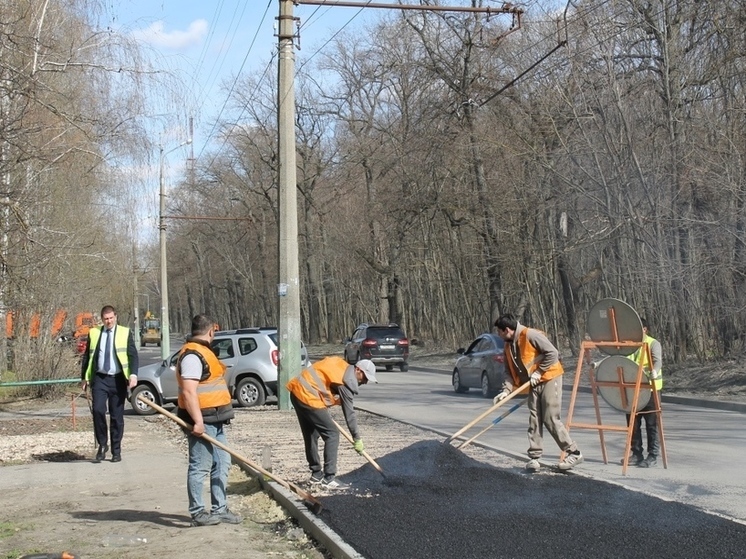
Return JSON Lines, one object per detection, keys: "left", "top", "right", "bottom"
{"left": 0, "top": 345, "right": 744, "bottom": 559}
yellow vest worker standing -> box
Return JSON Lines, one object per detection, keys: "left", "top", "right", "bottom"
{"left": 286, "top": 356, "right": 378, "bottom": 489}
{"left": 625, "top": 317, "right": 663, "bottom": 468}
{"left": 80, "top": 305, "right": 139, "bottom": 463}
{"left": 494, "top": 313, "right": 583, "bottom": 472}
{"left": 176, "top": 314, "right": 241, "bottom": 527}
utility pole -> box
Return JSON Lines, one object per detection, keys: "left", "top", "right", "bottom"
{"left": 159, "top": 138, "right": 191, "bottom": 361}
{"left": 277, "top": 0, "right": 301, "bottom": 410}
{"left": 133, "top": 240, "right": 140, "bottom": 347}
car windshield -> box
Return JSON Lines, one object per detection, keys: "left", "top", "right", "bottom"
{"left": 367, "top": 327, "right": 405, "bottom": 338}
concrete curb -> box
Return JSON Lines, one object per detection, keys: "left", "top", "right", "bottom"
{"left": 234, "top": 463, "right": 364, "bottom": 559}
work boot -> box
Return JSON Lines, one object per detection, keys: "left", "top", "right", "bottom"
{"left": 558, "top": 450, "right": 584, "bottom": 471}
{"left": 640, "top": 455, "right": 658, "bottom": 468}
{"left": 525, "top": 459, "right": 540, "bottom": 472}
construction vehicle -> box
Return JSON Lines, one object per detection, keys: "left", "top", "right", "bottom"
{"left": 140, "top": 311, "right": 161, "bottom": 347}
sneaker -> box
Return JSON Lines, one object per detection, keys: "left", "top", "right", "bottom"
{"left": 525, "top": 459, "right": 540, "bottom": 472}
{"left": 620, "top": 454, "right": 645, "bottom": 466}
{"left": 640, "top": 455, "right": 657, "bottom": 468}
{"left": 191, "top": 511, "right": 221, "bottom": 527}
{"left": 213, "top": 508, "right": 243, "bottom": 524}
{"left": 309, "top": 471, "right": 324, "bottom": 485}
{"left": 321, "top": 476, "right": 349, "bottom": 490}
{"left": 558, "top": 451, "right": 584, "bottom": 471}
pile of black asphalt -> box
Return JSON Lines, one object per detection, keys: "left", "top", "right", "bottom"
{"left": 319, "top": 440, "right": 746, "bottom": 559}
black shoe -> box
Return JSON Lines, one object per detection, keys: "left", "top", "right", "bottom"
{"left": 640, "top": 455, "right": 657, "bottom": 468}
{"left": 620, "top": 454, "right": 645, "bottom": 466}
{"left": 111, "top": 454, "right": 122, "bottom": 463}
{"left": 309, "top": 471, "right": 324, "bottom": 485}
{"left": 95, "top": 445, "right": 108, "bottom": 462}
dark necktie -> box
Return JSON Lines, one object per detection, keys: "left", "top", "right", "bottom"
{"left": 103, "top": 329, "right": 112, "bottom": 373}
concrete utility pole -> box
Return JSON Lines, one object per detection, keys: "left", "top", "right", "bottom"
{"left": 159, "top": 138, "right": 191, "bottom": 361}
{"left": 277, "top": 0, "right": 302, "bottom": 410}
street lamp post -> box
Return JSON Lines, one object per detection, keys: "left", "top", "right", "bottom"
{"left": 159, "top": 139, "right": 191, "bottom": 360}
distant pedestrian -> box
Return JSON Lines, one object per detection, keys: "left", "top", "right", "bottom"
{"left": 286, "top": 356, "right": 377, "bottom": 489}
{"left": 624, "top": 318, "right": 663, "bottom": 467}
{"left": 494, "top": 313, "right": 583, "bottom": 472}
{"left": 176, "top": 314, "right": 241, "bottom": 527}
{"left": 80, "top": 305, "right": 139, "bottom": 463}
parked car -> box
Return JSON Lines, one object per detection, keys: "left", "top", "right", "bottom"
{"left": 129, "top": 327, "right": 310, "bottom": 415}
{"left": 452, "top": 333, "right": 506, "bottom": 398}
{"left": 343, "top": 323, "right": 409, "bottom": 372}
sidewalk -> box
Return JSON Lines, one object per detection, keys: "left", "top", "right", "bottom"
{"left": 0, "top": 417, "right": 322, "bottom": 559}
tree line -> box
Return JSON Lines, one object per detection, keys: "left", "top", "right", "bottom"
{"left": 3, "top": 1, "right": 745, "bottom": 384}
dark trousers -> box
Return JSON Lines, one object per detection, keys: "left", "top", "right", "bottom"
{"left": 290, "top": 393, "right": 339, "bottom": 477}
{"left": 626, "top": 397, "right": 660, "bottom": 458}
{"left": 91, "top": 373, "right": 128, "bottom": 454}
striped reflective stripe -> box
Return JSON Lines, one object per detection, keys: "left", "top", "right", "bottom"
{"left": 297, "top": 366, "right": 334, "bottom": 407}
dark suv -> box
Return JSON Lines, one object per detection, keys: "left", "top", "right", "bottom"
{"left": 344, "top": 323, "right": 410, "bottom": 371}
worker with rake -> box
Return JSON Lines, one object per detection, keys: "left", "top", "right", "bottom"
{"left": 494, "top": 314, "right": 583, "bottom": 472}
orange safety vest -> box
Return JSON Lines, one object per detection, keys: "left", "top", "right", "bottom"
{"left": 286, "top": 355, "right": 348, "bottom": 409}
{"left": 176, "top": 341, "right": 232, "bottom": 410}
{"left": 505, "top": 327, "right": 564, "bottom": 387}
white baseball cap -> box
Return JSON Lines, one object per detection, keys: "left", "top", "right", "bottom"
{"left": 355, "top": 359, "right": 378, "bottom": 383}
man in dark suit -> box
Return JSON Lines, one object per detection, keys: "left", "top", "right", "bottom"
{"left": 80, "top": 305, "right": 139, "bottom": 462}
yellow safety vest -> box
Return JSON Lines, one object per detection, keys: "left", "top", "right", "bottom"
{"left": 630, "top": 334, "right": 663, "bottom": 391}
{"left": 83, "top": 325, "right": 132, "bottom": 382}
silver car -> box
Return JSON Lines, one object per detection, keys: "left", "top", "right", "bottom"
{"left": 129, "top": 328, "right": 310, "bottom": 415}
{"left": 452, "top": 333, "right": 506, "bottom": 398}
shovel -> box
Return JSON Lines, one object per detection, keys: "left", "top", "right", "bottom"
{"left": 456, "top": 398, "right": 527, "bottom": 449}
{"left": 445, "top": 381, "right": 531, "bottom": 444}
{"left": 330, "top": 417, "right": 384, "bottom": 475}
{"left": 137, "top": 395, "right": 323, "bottom": 514}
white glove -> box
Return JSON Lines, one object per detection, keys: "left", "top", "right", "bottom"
{"left": 530, "top": 371, "right": 542, "bottom": 387}
{"left": 493, "top": 390, "right": 510, "bottom": 405}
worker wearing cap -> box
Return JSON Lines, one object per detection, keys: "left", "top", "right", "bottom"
{"left": 286, "top": 356, "right": 378, "bottom": 489}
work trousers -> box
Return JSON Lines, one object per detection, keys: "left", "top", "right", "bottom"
{"left": 290, "top": 393, "right": 339, "bottom": 477}
{"left": 526, "top": 375, "right": 578, "bottom": 459}
{"left": 626, "top": 397, "right": 660, "bottom": 458}
{"left": 91, "top": 372, "right": 128, "bottom": 454}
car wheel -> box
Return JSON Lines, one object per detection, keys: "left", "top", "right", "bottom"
{"left": 481, "top": 372, "right": 493, "bottom": 398}
{"left": 452, "top": 370, "right": 469, "bottom": 393}
{"left": 130, "top": 384, "right": 159, "bottom": 416}
{"left": 386, "top": 364, "right": 394, "bottom": 371}
{"left": 235, "top": 377, "right": 266, "bottom": 407}
{"left": 399, "top": 362, "right": 409, "bottom": 372}
{"left": 140, "top": 340, "right": 145, "bottom": 347}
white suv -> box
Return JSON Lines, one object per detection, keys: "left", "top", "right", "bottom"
{"left": 129, "top": 327, "right": 310, "bottom": 414}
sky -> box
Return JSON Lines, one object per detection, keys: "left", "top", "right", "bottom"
{"left": 104, "top": 0, "right": 377, "bottom": 159}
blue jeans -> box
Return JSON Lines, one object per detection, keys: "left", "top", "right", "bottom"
{"left": 186, "top": 423, "right": 231, "bottom": 517}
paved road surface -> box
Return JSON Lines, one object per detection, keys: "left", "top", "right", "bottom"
{"left": 357, "top": 365, "right": 746, "bottom": 524}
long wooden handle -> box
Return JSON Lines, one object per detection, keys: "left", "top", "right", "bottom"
{"left": 445, "top": 381, "right": 531, "bottom": 443}
{"left": 457, "top": 398, "right": 527, "bottom": 450}
{"left": 136, "top": 395, "right": 322, "bottom": 513}
{"left": 330, "top": 417, "right": 384, "bottom": 475}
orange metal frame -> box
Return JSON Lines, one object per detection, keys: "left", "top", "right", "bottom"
{"left": 564, "top": 308, "right": 667, "bottom": 475}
